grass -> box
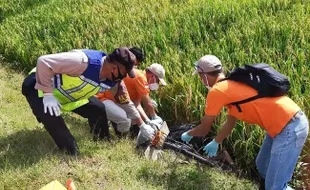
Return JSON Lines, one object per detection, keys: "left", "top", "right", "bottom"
{"left": 0, "top": 66, "right": 257, "bottom": 189}
{"left": 0, "top": 0, "right": 310, "bottom": 187}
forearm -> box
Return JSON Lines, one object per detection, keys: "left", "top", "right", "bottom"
{"left": 118, "top": 101, "right": 144, "bottom": 126}
{"left": 35, "top": 58, "right": 57, "bottom": 93}
{"left": 214, "top": 124, "right": 234, "bottom": 143}
{"left": 188, "top": 115, "right": 216, "bottom": 137}
{"left": 120, "top": 105, "right": 143, "bottom": 127}
{"left": 145, "top": 102, "right": 156, "bottom": 117}
{"left": 188, "top": 123, "right": 212, "bottom": 137}
{"left": 214, "top": 115, "right": 237, "bottom": 143}
{"left": 141, "top": 95, "right": 156, "bottom": 117}
{"left": 136, "top": 103, "right": 150, "bottom": 121}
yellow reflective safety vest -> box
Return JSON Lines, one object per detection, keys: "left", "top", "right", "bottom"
{"left": 30, "top": 50, "right": 117, "bottom": 111}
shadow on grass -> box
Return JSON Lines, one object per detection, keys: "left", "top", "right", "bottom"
{"left": 0, "top": 114, "right": 107, "bottom": 170}
{"left": 0, "top": 129, "right": 56, "bottom": 169}
{"left": 137, "top": 162, "right": 213, "bottom": 190}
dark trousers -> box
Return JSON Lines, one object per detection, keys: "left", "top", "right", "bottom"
{"left": 21, "top": 73, "right": 109, "bottom": 155}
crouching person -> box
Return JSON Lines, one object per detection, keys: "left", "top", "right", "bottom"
{"left": 95, "top": 63, "right": 167, "bottom": 137}
{"left": 95, "top": 80, "right": 154, "bottom": 138}
{"left": 123, "top": 47, "right": 166, "bottom": 125}
{"left": 180, "top": 55, "right": 309, "bottom": 190}
{"left": 123, "top": 63, "right": 167, "bottom": 126}
{"left": 22, "top": 47, "right": 138, "bottom": 155}
{"left": 95, "top": 87, "right": 158, "bottom": 146}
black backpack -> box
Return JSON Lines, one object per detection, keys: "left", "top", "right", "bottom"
{"left": 219, "top": 63, "right": 290, "bottom": 112}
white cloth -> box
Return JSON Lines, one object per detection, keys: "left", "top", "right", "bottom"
{"left": 136, "top": 123, "right": 156, "bottom": 146}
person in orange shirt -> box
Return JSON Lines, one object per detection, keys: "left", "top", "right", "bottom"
{"left": 124, "top": 63, "right": 167, "bottom": 124}
{"left": 180, "top": 55, "right": 309, "bottom": 190}
{"left": 125, "top": 46, "right": 160, "bottom": 119}
{"left": 96, "top": 63, "right": 167, "bottom": 137}
{"left": 94, "top": 48, "right": 161, "bottom": 145}
{"left": 95, "top": 47, "right": 147, "bottom": 135}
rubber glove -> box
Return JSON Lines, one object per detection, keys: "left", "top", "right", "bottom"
{"left": 151, "top": 115, "right": 163, "bottom": 125}
{"left": 43, "top": 93, "right": 62, "bottom": 116}
{"left": 145, "top": 119, "right": 151, "bottom": 125}
{"left": 137, "top": 123, "right": 156, "bottom": 145}
{"left": 203, "top": 139, "right": 219, "bottom": 157}
{"left": 146, "top": 119, "right": 161, "bottom": 130}
{"left": 181, "top": 131, "right": 193, "bottom": 144}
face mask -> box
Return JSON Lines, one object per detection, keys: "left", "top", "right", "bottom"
{"left": 111, "top": 66, "right": 126, "bottom": 81}
{"left": 149, "top": 83, "right": 159, "bottom": 91}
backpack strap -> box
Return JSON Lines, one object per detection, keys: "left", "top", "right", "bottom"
{"left": 230, "top": 94, "right": 262, "bottom": 112}
{"left": 217, "top": 78, "right": 228, "bottom": 83}
{"left": 218, "top": 78, "right": 263, "bottom": 112}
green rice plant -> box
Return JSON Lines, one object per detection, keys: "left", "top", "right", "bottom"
{"left": 0, "top": 0, "right": 310, "bottom": 186}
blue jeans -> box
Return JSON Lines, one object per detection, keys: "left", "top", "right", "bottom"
{"left": 256, "top": 111, "right": 309, "bottom": 190}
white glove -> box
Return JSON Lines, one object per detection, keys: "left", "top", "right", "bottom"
{"left": 43, "top": 93, "right": 62, "bottom": 116}
{"left": 146, "top": 119, "right": 161, "bottom": 131}
{"left": 151, "top": 115, "right": 163, "bottom": 125}
{"left": 136, "top": 123, "right": 156, "bottom": 146}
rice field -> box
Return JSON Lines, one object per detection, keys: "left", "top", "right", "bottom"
{"left": 0, "top": 0, "right": 309, "bottom": 188}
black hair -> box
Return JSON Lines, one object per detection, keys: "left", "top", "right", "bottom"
{"left": 129, "top": 47, "right": 145, "bottom": 63}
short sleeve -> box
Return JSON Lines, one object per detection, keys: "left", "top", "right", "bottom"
{"left": 204, "top": 88, "right": 230, "bottom": 116}
{"left": 134, "top": 75, "right": 150, "bottom": 96}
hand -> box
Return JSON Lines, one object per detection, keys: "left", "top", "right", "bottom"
{"left": 145, "top": 119, "right": 151, "bottom": 125}
{"left": 151, "top": 115, "right": 163, "bottom": 125}
{"left": 43, "top": 93, "right": 62, "bottom": 116}
{"left": 203, "top": 139, "right": 219, "bottom": 157}
{"left": 137, "top": 123, "right": 156, "bottom": 143}
{"left": 181, "top": 131, "right": 193, "bottom": 144}
{"left": 146, "top": 119, "right": 162, "bottom": 130}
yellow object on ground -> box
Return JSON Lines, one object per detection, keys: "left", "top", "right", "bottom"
{"left": 39, "top": 180, "right": 67, "bottom": 190}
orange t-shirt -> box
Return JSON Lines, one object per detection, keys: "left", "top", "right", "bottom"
{"left": 96, "top": 90, "right": 115, "bottom": 102}
{"left": 95, "top": 69, "right": 149, "bottom": 103}
{"left": 205, "top": 79, "right": 300, "bottom": 137}
{"left": 123, "top": 69, "right": 150, "bottom": 102}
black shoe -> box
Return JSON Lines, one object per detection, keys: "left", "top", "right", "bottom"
{"left": 111, "top": 122, "right": 122, "bottom": 137}
{"left": 91, "top": 125, "right": 111, "bottom": 141}
{"left": 68, "top": 147, "right": 80, "bottom": 156}
{"left": 68, "top": 141, "right": 80, "bottom": 156}
{"left": 58, "top": 143, "right": 80, "bottom": 156}
{"left": 259, "top": 177, "right": 265, "bottom": 190}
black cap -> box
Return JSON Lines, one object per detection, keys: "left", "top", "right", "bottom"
{"left": 108, "top": 47, "right": 136, "bottom": 78}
